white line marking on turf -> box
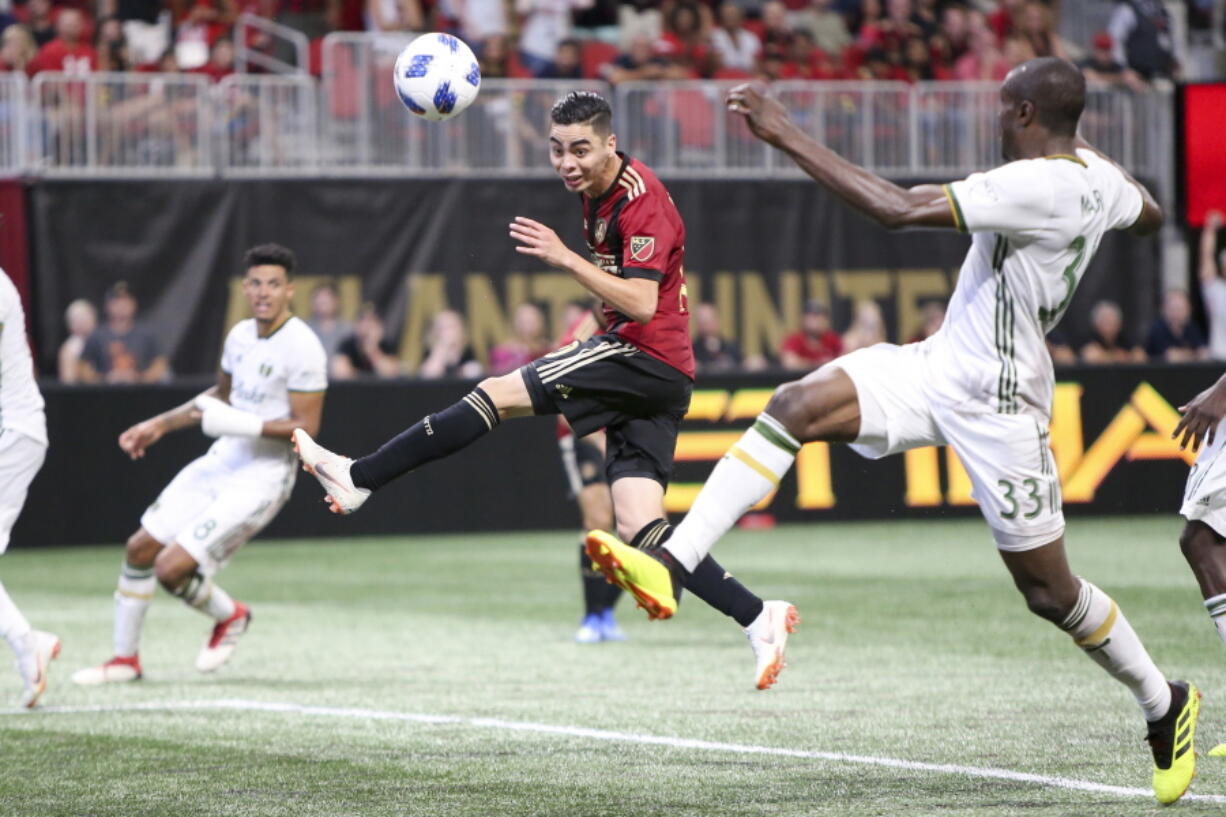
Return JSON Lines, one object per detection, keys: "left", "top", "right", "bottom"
{"left": 6, "top": 698, "right": 1225, "bottom": 804}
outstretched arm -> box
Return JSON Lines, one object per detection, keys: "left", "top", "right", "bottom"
{"left": 727, "top": 84, "right": 956, "bottom": 230}
{"left": 117, "top": 373, "right": 230, "bottom": 460}
{"left": 1200, "top": 210, "right": 1223, "bottom": 285}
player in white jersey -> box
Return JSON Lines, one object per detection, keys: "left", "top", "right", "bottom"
{"left": 0, "top": 269, "right": 60, "bottom": 707}
{"left": 583, "top": 58, "right": 1200, "bottom": 803}
{"left": 72, "top": 244, "right": 326, "bottom": 685}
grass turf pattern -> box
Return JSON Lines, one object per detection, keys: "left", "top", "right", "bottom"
{"left": 1, "top": 516, "right": 1223, "bottom": 816}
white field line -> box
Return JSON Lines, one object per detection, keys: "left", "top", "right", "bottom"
{"left": 4, "top": 698, "right": 1225, "bottom": 804}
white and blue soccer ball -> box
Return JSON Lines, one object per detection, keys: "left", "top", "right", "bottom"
{"left": 392, "top": 33, "right": 481, "bottom": 122}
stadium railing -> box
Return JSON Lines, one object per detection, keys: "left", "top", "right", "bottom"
{"left": 6, "top": 69, "right": 1172, "bottom": 203}
{"left": 217, "top": 74, "right": 318, "bottom": 175}
{"left": 319, "top": 32, "right": 606, "bottom": 175}
{"left": 234, "top": 13, "right": 310, "bottom": 76}
{"left": 29, "top": 71, "right": 213, "bottom": 177}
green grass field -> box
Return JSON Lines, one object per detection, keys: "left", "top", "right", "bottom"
{"left": 2, "top": 516, "right": 1225, "bottom": 816}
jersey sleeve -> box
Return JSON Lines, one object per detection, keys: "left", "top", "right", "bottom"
{"left": 944, "top": 161, "right": 1054, "bottom": 236}
{"left": 287, "top": 328, "right": 328, "bottom": 392}
{"left": 616, "top": 193, "right": 677, "bottom": 283}
{"left": 1105, "top": 168, "right": 1145, "bottom": 232}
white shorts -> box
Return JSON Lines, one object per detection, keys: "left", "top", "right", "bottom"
{"left": 1181, "top": 422, "right": 1226, "bottom": 536}
{"left": 140, "top": 450, "right": 295, "bottom": 576}
{"left": 0, "top": 430, "right": 47, "bottom": 554}
{"left": 833, "top": 343, "right": 1065, "bottom": 551}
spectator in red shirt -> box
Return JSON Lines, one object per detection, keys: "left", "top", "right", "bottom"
{"left": 657, "top": 0, "right": 715, "bottom": 78}
{"left": 0, "top": 25, "right": 38, "bottom": 72}
{"left": 193, "top": 35, "right": 235, "bottom": 80}
{"left": 779, "top": 299, "right": 842, "bottom": 370}
{"left": 28, "top": 9, "right": 98, "bottom": 75}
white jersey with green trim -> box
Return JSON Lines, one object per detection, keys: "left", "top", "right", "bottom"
{"left": 213, "top": 316, "right": 327, "bottom": 472}
{"left": 927, "top": 148, "right": 1143, "bottom": 418}
{"left": 0, "top": 269, "right": 46, "bottom": 446}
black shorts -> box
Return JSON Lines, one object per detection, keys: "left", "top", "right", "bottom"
{"left": 559, "top": 433, "right": 606, "bottom": 498}
{"left": 523, "top": 334, "right": 692, "bottom": 487}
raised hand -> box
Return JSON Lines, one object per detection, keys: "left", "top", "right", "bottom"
{"left": 726, "top": 83, "right": 795, "bottom": 147}
{"left": 509, "top": 216, "right": 577, "bottom": 270}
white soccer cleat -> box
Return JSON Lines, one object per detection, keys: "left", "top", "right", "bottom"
{"left": 745, "top": 600, "right": 799, "bottom": 691}
{"left": 292, "top": 429, "right": 371, "bottom": 515}
{"left": 71, "top": 654, "right": 142, "bottom": 686}
{"left": 16, "top": 630, "right": 61, "bottom": 708}
{"left": 196, "top": 602, "right": 252, "bottom": 673}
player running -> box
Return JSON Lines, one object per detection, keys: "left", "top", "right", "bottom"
{"left": 0, "top": 269, "right": 60, "bottom": 707}
{"left": 552, "top": 304, "right": 624, "bottom": 643}
{"left": 73, "top": 244, "right": 326, "bottom": 684}
{"left": 584, "top": 59, "right": 1200, "bottom": 803}
{"left": 295, "top": 91, "right": 798, "bottom": 689}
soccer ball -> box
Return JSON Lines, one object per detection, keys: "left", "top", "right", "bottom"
{"left": 392, "top": 33, "right": 481, "bottom": 122}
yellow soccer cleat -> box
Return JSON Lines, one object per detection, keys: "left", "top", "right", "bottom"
{"left": 1146, "top": 680, "right": 1200, "bottom": 805}
{"left": 1208, "top": 744, "right": 1226, "bottom": 758}
{"left": 584, "top": 530, "right": 681, "bottom": 621}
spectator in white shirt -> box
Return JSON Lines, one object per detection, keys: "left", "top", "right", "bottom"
{"left": 710, "top": 1, "right": 760, "bottom": 72}
{"left": 516, "top": 0, "right": 593, "bottom": 76}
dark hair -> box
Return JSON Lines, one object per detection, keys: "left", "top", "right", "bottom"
{"left": 1005, "top": 56, "right": 1085, "bottom": 137}
{"left": 550, "top": 91, "right": 612, "bottom": 137}
{"left": 244, "top": 243, "right": 296, "bottom": 277}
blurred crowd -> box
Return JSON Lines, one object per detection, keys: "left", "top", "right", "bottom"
{"left": 0, "top": 0, "right": 1187, "bottom": 86}
{"left": 57, "top": 207, "right": 1226, "bottom": 384}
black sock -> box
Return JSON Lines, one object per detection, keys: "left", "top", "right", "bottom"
{"left": 580, "top": 542, "right": 622, "bottom": 615}
{"left": 350, "top": 388, "right": 500, "bottom": 491}
{"left": 630, "top": 519, "right": 764, "bottom": 627}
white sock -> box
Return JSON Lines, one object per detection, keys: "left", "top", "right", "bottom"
{"left": 1204, "top": 593, "right": 1226, "bottom": 646}
{"left": 1061, "top": 579, "right": 1171, "bottom": 721}
{"left": 176, "top": 573, "right": 237, "bottom": 622}
{"left": 114, "top": 563, "right": 156, "bottom": 658}
{"left": 0, "top": 579, "right": 32, "bottom": 658}
{"left": 665, "top": 413, "right": 800, "bottom": 572}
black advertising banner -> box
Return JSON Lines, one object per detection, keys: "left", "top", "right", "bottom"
{"left": 13, "top": 364, "right": 1219, "bottom": 548}
{"left": 29, "top": 177, "right": 1159, "bottom": 373}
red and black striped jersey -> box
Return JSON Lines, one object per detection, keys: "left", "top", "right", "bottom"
{"left": 581, "top": 154, "right": 694, "bottom": 380}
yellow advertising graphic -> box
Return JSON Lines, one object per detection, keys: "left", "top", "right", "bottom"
{"left": 664, "top": 382, "right": 1194, "bottom": 514}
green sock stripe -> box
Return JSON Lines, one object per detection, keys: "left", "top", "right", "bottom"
{"left": 752, "top": 418, "right": 800, "bottom": 455}
{"left": 1206, "top": 594, "right": 1226, "bottom": 618}
{"left": 122, "top": 564, "right": 154, "bottom": 579}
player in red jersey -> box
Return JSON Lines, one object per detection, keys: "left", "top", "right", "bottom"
{"left": 294, "top": 92, "right": 797, "bottom": 688}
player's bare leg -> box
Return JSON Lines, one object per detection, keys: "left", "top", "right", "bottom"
{"left": 659, "top": 365, "right": 860, "bottom": 573}
{"left": 595, "top": 476, "right": 799, "bottom": 689}
{"left": 154, "top": 544, "right": 251, "bottom": 673}
{"left": 574, "top": 475, "right": 622, "bottom": 643}
{"left": 296, "top": 370, "right": 536, "bottom": 514}
{"left": 1000, "top": 537, "right": 1198, "bottom": 804}
{"left": 1179, "top": 520, "right": 1226, "bottom": 636}
{"left": 72, "top": 527, "right": 161, "bottom": 684}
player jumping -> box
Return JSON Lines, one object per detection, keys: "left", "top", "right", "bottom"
{"left": 584, "top": 59, "right": 1200, "bottom": 803}
{"left": 0, "top": 269, "right": 60, "bottom": 707}
{"left": 294, "top": 91, "right": 798, "bottom": 689}
{"left": 73, "top": 244, "right": 327, "bottom": 684}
